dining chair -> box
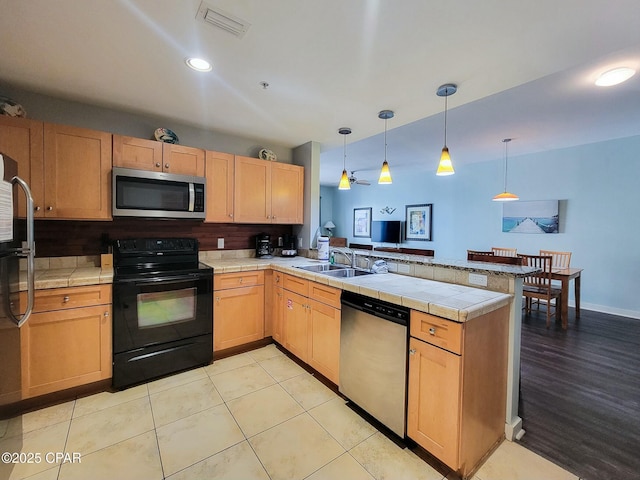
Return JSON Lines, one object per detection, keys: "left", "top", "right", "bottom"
{"left": 518, "top": 254, "right": 562, "bottom": 327}
{"left": 491, "top": 247, "right": 517, "bottom": 257}
{"left": 539, "top": 250, "right": 572, "bottom": 269}
{"left": 467, "top": 250, "right": 494, "bottom": 261}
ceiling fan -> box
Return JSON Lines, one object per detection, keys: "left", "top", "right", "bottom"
{"left": 349, "top": 171, "right": 371, "bottom": 186}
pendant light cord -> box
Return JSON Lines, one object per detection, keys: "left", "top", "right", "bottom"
{"left": 443, "top": 93, "right": 448, "bottom": 148}
{"left": 343, "top": 133, "right": 347, "bottom": 170}
{"left": 384, "top": 118, "right": 388, "bottom": 162}
{"left": 503, "top": 138, "right": 510, "bottom": 191}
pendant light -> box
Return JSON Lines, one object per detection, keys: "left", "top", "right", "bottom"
{"left": 493, "top": 138, "right": 519, "bottom": 201}
{"left": 378, "top": 110, "right": 394, "bottom": 184}
{"left": 436, "top": 83, "right": 457, "bottom": 176}
{"left": 338, "top": 128, "right": 352, "bottom": 190}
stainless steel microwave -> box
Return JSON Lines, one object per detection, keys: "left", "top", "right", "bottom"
{"left": 112, "top": 167, "right": 206, "bottom": 219}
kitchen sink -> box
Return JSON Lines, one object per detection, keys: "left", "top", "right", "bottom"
{"left": 296, "top": 264, "right": 351, "bottom": 272}
{"left": 322, "top": 268, "right": 373, "bottom": 278}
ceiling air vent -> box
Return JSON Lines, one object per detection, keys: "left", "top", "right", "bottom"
{"left": 196, "top": 2, "right": 251, "bottom": 38}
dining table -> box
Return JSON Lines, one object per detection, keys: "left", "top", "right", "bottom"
{"left": 550, "top": 267, "right": 583, "bottom": 329}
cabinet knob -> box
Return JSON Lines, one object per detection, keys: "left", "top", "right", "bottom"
{"left": 47, "top": 206, "right": 53, "bottom": 211}
{"left": 429, "top": 327, "right": 436, "bottom": 335}
{"left": 165, "top": 163, "right": 170, "bottom": 169}
{"left": 239, "top": 278, "right": 243, "bottom": 283}
{"left": 34, "top": 206, "right": 41, "bottom": 212}
{"left": 155, "top": 162, "right": 161, "bottom": 168}
{"left": 103, "top": 311, "right": 109, "bottom": 317}
{"left": 267, "top": 215, "right": 271, "bottom": 219}
{"left": 409, "top": 348, "right": 417, "bottom": 355}
{"left": 229, "top": 213, "right": 233, "bottom": 218}
{"left": 275, "top": 276, "right": 280, "bottom": 283}
{"left": 63, "top": 296, "right": 70, "bottom": 303}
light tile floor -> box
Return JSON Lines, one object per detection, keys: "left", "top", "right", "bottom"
{"left": 0, "top": 344, "right": 580, "bottom": 480}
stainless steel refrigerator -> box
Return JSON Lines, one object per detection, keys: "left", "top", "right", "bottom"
{"left": 0, "top": 152, "right": 35, "bottom": 407}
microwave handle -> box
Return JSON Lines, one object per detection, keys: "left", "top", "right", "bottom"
{"left": 189, "top": 183, "right": 195, "bottom": 212}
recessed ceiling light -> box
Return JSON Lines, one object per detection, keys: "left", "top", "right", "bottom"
{"left": 595, "top": 67, "right": 635, "bottom": 86}
{"left": 185, "top": 57, "right": 212, "bottom": 72}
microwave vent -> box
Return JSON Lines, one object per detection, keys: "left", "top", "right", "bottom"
{"left": 196, "top": 2, "right": 251, "bottom": 38}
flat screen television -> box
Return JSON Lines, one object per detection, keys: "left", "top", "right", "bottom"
{"left": 371, "top": 220, "right": 402, "bottom": 243}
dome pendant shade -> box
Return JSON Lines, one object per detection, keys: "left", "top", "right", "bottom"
{"left": 337, "top": 127, "right": 352, "bottom": 190}
{"left": 378, "top": 110, "right": 394, "bottom": 184}
{"left": 436, "top": 147, "right": 454, "bottom": 176}
{"left": 378, "top": 160, "right": 392, "bottom": 184}
{"left": 339, "top": 169, "right": 351, "bottom": 190}
{"left": 493, "top": 138, "right": 519, "bottom": 202}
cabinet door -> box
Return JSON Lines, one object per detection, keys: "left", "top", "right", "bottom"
{"left": 213, "top": 285, "right": 265, "bottom": 351}
{"left": 308, "top": 298, "right": 340, "bottom": 384}
{"left": 272, "top": 285, "right": 284, "bottom": 345}
{"left": 162, "top": 143, "right": 205, "bottom": 176}
{"left": 407, "top": 337, "right": 461, "bottom": 469}
{"left": 271, "top": 162, "right": 304, "bottom": 224}
{"left": 205, "top": 150, "right": 235, "bottom": 222}
{"left": 43, "top": 123, "right": 112, "bottom": 219}
{"left": 283, "top": 290, "right": 309, "bottom": 362}
{"left": 234, "top": 156, "right": 271, "bottom": 223}
{"left": 113, "top": 135, "right": 163, "bottom": 172}
{"left": 21, "top": 305, "right": 112, "bottom": 398}
{"left": 0, "top": 116, "right": 43, "bottom": 217}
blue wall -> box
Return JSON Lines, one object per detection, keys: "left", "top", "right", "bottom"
{"left": 327, "top": 135, "right": 640, "bottom": 318}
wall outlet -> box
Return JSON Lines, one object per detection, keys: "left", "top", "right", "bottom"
{"left": 468, "top": 273, "right": 488, "bottom": 287}
{"left": 217, "top": 238, "right": 224, "bottom": 249}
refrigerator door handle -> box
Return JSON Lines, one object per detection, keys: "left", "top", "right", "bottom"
{"left": 9, "top": 176, "right": 35, "bottom": 328}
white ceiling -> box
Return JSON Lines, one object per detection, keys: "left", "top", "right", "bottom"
{"left": 1, "top": 0, "right": 640, "bottom": 185}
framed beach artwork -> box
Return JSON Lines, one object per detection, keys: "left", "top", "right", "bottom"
{"left": 405, "top": 203, "right": 432, "bottom": 241}
{"left": 353, "top": 207, "right": 372, "bottom": 238}
{"left": 502, "top": 200, "right": 559, "bottom": 234}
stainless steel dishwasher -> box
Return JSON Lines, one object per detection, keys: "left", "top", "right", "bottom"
{"left": 339, "top": 291, "right": 410, "bottom": 437}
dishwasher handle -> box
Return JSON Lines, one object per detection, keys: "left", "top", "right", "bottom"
{"left": 341, "top": 291, "right": 409, "bottom": 326}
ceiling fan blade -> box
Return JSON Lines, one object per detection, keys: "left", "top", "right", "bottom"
{"left": 356, "top": 179, "right": 371, "bottom": 185}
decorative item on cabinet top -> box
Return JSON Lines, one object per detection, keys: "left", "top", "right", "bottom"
{"left": 0, "top": 95, "right": 27, "bottom": 117}
{"left": 154, "top": 127, "right": 179, "bottom": 144}
{"left": 259, "top": 148, "right": 277, "bottom": 162}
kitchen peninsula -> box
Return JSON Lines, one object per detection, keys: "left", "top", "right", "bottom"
{"left": 8, "top": 249, "right": 533, "bottom": 478}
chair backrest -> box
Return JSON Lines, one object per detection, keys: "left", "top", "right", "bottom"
{"left": 539, "top": 250, "right": 571, "bottom": 269}
{"left": 491, "top": 247, "right": 517, "bottom": 257}
{"left": 467, "top": 250, "right": 494, "bottom": 261}
{"left": 349, "top": 243, "right": 373, "bottom": 250}
{"left": 518, "top": 254, "right": 553, "bottom": 288}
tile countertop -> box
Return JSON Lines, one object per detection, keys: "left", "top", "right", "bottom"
{"left": 203, "top": 257, "right": 513, "bottom": 323}
{"left": 19, "top": 266, "right": 113, "bottom": 290}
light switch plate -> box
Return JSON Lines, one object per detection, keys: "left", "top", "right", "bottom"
{"left": 217, "top": 238, "right": 224, "bottom": 249}
{"left": 468, "top": 273, "right": 488, "bottom": 287}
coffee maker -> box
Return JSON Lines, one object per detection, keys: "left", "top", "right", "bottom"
{"left": 255, "top": 233, "right": 273, "bottom": 259}
{"left": 281, "top": 234, "right": 298, "bottom": 257}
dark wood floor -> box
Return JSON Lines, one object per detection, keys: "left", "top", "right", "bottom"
{"left": 518, "top": 307, "right": 640, "bottom": 480}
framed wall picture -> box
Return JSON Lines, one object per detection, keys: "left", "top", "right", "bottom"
{"left": 502, "top": 200, "right": 559, "bottom": 233}
{"left": 405, "top": 203, "right": 432, "bottom": 241}
{"left": 353, "top": 207, "right": 372, "bottom": 238}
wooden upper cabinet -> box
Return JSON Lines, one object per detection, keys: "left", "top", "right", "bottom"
{"left": 113, "top": 135, "right": 204, "bottom": 177}
{"left": 233, "top": 156, "right": 304, "bottom": 224}
{"left": 162, "top": 143, "right": 205, "bottom": 176}
{"left": 205, "top": 150, "right": 234, "bottom": 222}
{"left": 113, "top": 135, "right": 163, "bottom": 172}
{"left": 271, "top": 162, "right": 303, "bottom": 224}
{"left": 234, "top": 155, "right": 271, "bottom": 223}
{"left": 0, "top": 116, "right": 43, "bottom": 218}
{"left": 42, "top": 123, "right": 112, "bottom": 220}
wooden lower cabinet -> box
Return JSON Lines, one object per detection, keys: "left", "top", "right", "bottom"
{"left": 281, "top": 274, "right": 341, "bottom": 383}
{"left": 20, "top": 285, "right": 112, "bottom": 399}
{"left": 407, "top": 306, "right": 509, "bottom": 479}
{"left": 213, "top": 272, "right": 265, "bottom": 351}
{"left": 270, "top": 271, "right": 284, "bottom": 344}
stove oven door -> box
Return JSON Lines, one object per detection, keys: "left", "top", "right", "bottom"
{"left": 113, "top": 272, "right": 212, "bottom": 354}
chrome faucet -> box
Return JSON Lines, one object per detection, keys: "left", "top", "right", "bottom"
{"left": 331, "top": 248, "right": 356, "bottom": 267}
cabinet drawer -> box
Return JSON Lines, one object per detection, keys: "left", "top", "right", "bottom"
{"left": 309, "top": 282, "right": 341, "bottom": 309}
{"left": 283, "top": 274, "right": 309, "bottom": 296}
{"left": 410, "top": 310, "right": 463, "bottom": 355}
{"left": 21, "top": 284, "right": 112, "bottom": 313}
{"left": 214, "top": 271, "right": 264, "bottom": 290}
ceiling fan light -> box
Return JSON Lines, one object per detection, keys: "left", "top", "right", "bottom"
{"left": 436, "top": 147, "right": 455, "bottom": 176}
{"left": 378, "top": 160, "right": 392, "bottom": 184}
{"left": 338, "top": 169, "right": 351, "bottom": 190}
{"left": 492, "top": 191, "right": 519, "bottom": 202}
